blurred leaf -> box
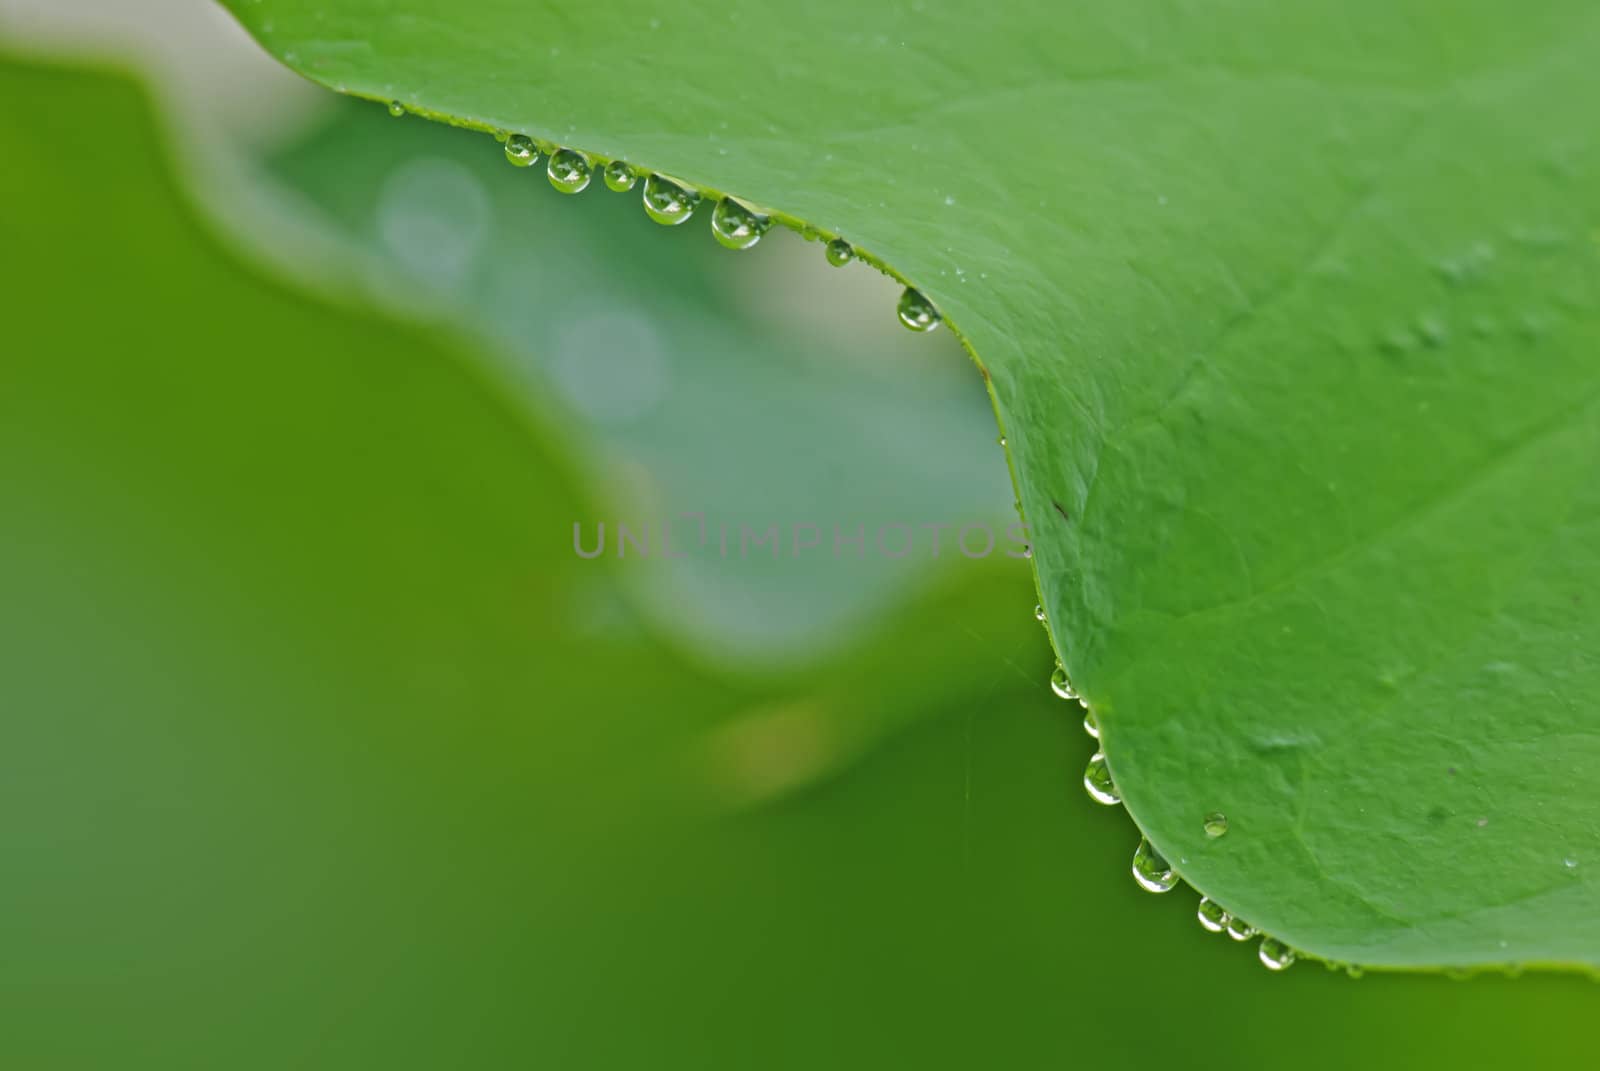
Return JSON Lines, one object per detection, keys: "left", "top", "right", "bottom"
{"left": 259, "top": 100, "right": 1012, "bottom": 668}
{"left": 219, "top": 0, "right": 1600, "bottom": 968}
{"left": 0, "top": 51, "right": 1024, "bottom": 1065}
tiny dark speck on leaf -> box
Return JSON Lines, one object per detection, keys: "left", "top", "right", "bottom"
{"left": 1448, "top": 767, "right": 1457, "bottom": 776}
{"left": 1052, "top": 500, "right": 1070, "bottom": 523}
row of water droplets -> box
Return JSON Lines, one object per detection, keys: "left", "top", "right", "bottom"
{"left": 386, "top": 103, "right": 946, "bottom": 337}
{"left": 1036, "top": 602, "right": 1298, "bottom": 972}
{"left": 478, "top": 100, "right": 1289, "bottom": 977}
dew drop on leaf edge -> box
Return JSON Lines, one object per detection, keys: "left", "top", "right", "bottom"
{"left": 604, "top": 160, "right": 638, "bottom": 192}
{"left": 825, "top": 237, "right": 854, "bottom": 267}
{"left": 1082, "top": 710, "right": 1099, "bottom": 739}
{"left": 387, "top": 100, "right": 405, "bottom": 117}
{"left": 1132, "top": 837, "right": 1177, "bottom": 893}
{"left": 1033, "top": 604, "right": 1045, "bottom": 622}
{"left": 547, "top": 148, "right": 592, "bottom": 194}
{"left": 1049, "top": 664, "right": 1076, "bottom": 700}
{"left": 1203, "top": 812, "right": 1229, "bottom": 838}
{"left": 711, "top": 197, "right": 771, "bottom": 250}
{"left": 1226, "top": 916, "right": 1258, "bottom": 941}
{"left": 505, "top": 134, "right": 538, "bottom": 167}
{"left": 1083, "top": 752, "right": 1120, "bottom": 805}
{"left": 897, "top": 287, "right": 941, "bottom": 332}
{"left": 1259, "top": 937, "right": 1296, "bottom": 971}
{"left": 642, "top": 174, "right": 701, "bottom": 226}
{"left": 1197, "top": 896, "right": 1230, "bottom": 933}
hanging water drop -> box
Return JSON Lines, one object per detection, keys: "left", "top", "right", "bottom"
{"left": 1203, "top": 812, "right": 1229, "bottom": 839}
{"left": 642, "top": 174, "right": 701, "bottom": 225}
{"left": 1132, "top": 837, "right": 1178, "bottom": 893}
{"left": 1022, "top": 545, "right": 1034, "bottom": 559}
{"left": 1197, "top": 897, "right": 1230, "bottom": 933}
{"left": 1226, "top": 916, "right": 1257, "bottom": 941}
{"left": 604, "top": 160, "right": 638, "bottom": 192}
{"left": 505, "top": 134, "right": 538, "bottom": 167}
{"left": 1049, "top": 665, "right": 1076, "bottom": 700}
{"left": 547, "top": 148, "right": 592, "bottom": 193}
{"left": 1083, "top": 710, "right": 1100, "bottom": 739}
{"left": 1033, "top": 604, "right": 1046, "bottom": 622}
{"left": 387, "top": 100, "right": 406, "bottom": 118}
{"left": 711, "top": 197, "right": 771, "bottom": 250}
{"left": 1258, "top": 937, "right": 1296, "bottom": 971}
{"left": 825, "top": 238, "right": 854, "bottom": 266}
{"left": 1083, "top": 752, "right": 1120, "bottom": 805}
{"left": 897, "top": 287, "right": 941, "bottom": 332}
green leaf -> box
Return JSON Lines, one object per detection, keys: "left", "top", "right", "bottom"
{"left": 5, "top": 51, "right": 1600, "bottom": 1070}
{"left": 217, "top": 0, "right": 1600, "bottom": 969}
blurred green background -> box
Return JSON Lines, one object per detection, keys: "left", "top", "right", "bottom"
{"left": 0, "top": 2, "right": 1595, "bottom": 1067}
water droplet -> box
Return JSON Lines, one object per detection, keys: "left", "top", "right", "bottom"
{"left": 387, "top": 100, "right": 405, "bottom": 117}
{"left": 1203, "top": 812, "right": 1229, "bottom": 838}
{"left": 1565, "top": 856, "right": 1579, "bottom": 869}
{"left": 1417, "top": 315, "right": 1449, "bottom": 348}
{"left": 825, "top": 238, "right": 854, "bottom": 266}
{"left": 547, "top": 148, "right": 592, "bottom": 194}
{"left": 1379, "top": 329, "right": 1415, "bottom": 356}
{"left": 1517, "top": 312, "right": 1550, "bottom": 342}
{"left": 1132, "top": 837, "right": 1177, "bottom": 893}
{"left": 1345, "top": 963, "right": 1366, "bottom": 979}
{"left": 1258, "top": 937, "right": 1296, "bottom": 971}
{"left": 603, "top": 160, "right": 638, "bottom": 192}
{"left": 1226, "top": 917, "right": 1257, "bottom": 941}
{"left": 1049, "top": 665, "right": 1077, "bottom": 700}
{"left": 711, "top": 197, "right": 771, "bottom": 250}
{"left": 1197, "top": 896, "right": 1230, "bottom": 933}
{"left": 642, "top": 174, "right": 701, "bottom": 225}
{"left": 505, "top": 134, "right": 538, "bottom": 168}
{"left": 1083, "top": 710, "right": 1099, "bottom": 739}
{"left": 897, "top": 287, "right": 941, "bottom": 332}
{"left": 997, "top": 436, "right": 1007, "bottom": 447}
{"left": 1083, "top": 752, "right": 1120, "bottom": 805}
{"left": 1033, "top": 604, "right": 1046, "bottom": 622}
